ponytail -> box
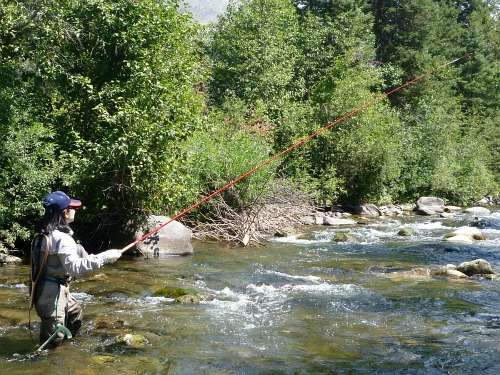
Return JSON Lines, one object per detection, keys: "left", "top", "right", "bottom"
{"left": 35, "top": 210, "right": 72, "bottom": 235}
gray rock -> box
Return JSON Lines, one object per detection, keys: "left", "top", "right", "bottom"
{"left": 416, "top": 197, "right": 445, "bottom": 214}
{"left": 314, "top": 215, "right": 325, "bottom": 225}
{"left": 274, "top": 227, "right": 295, "bottom": 237}
{"left": 358, "top": 204, "right": 382, "bottom": 216}
{"left": 323, "top": 217, "right": 357, "bottom": 226}
{"left": 464, "top": 207, "right": 491, "bottom": 215}
{"left": 135, "top": 215, "right": 193, "bottom": 257}
{"left": 332, "top": 232, "right": 359, "bottom": 243}
{"left": 444, "top": 227, "right": 486, "bottom": 243}
{"left": 456, "top": 259, "right": 494, "bottom": 276}
{"left": 416, "top": 207, "right": 436, "bottom": 216}
{"left": 300, "top": 216, "right": 315, "bottom": 225}
{"left": 0, "top": 254, "right": 22, "bottom": 264}
{"left": 444, "top": 234, "right": 474, "bottom": 244}
{"left": 379, "top": 205, "right": 404, "bottom": 216}
{"left": 346, "top": 204, "right": 381, "bottom": 216}
{"left": 397, "top": 228, "right": 414, "bottom": 236}
{"left": 432, "top": 269, "right": 468, "bottom": 279}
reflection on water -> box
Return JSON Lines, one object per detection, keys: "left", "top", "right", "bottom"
{"left": 1, "top": 209, "right": 499, "bottom": 374}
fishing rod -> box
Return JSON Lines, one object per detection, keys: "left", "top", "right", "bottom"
{"left": 120, "top": 53, "right": 472, "bottom": 254}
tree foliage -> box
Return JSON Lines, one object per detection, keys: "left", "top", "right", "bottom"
{"left": 208, "top": 0, "right": 303, "bottom": 113}
{"left": 1, "top": 0, "right": 498, "bottom": 252}
{"left": 1, "top": 0, "right": 205, "bottom": 251}
{"left": 208, "top": 0, "right": 498, "bottom": 205}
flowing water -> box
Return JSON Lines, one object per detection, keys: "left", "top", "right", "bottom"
{"left": 1, "top": 209, "right": 499, "bottom": 374}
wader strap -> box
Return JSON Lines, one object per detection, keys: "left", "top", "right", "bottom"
{"left": 29, "top": 234, "right": 50, "bottom": 310}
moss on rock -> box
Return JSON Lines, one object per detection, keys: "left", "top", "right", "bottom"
{"left": 153, "top": 287, "right": 189, "bottom": 298}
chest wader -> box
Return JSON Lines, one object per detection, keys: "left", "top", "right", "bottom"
{"left": 30, "top": 234, "right": 73, "bottom": 349}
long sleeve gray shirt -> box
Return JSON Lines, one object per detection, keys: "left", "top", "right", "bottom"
{"left": 45, "top": 230, "right": 108, "bottom": 277}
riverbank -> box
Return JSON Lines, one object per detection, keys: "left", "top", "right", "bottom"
{"left": 189, "top": 192, "right": 500, "bottom": 246}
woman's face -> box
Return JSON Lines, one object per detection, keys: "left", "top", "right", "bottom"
{"left": 64, "top": 208, "right": 76, "bottom": 224}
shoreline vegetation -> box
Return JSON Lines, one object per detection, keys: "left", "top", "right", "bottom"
{"left": 1, "top": 187, "right": 498, "bottom": 264}
{"left": 1, "top": 0, "right": 498, "bottom": 255}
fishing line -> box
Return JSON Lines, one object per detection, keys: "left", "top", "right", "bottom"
{"left": 121, "top": 53, "right": 472, "bottom": 253}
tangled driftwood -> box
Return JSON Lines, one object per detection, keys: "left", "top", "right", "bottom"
{"left": 183, "top": 182, "right": 315, "bottom": 246}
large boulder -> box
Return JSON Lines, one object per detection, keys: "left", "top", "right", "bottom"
{"left": 135, "top": 215, "right": 193, "bottom": 257}
{"left": 416, "top": 197, "right": 445, "bottom": 215}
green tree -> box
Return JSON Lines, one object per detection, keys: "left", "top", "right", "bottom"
{"left": 0, "top": 1, "right": 64, "bottom": 251}
{"left": 0, "top": 0, "right": 205, "bottom": 251}
{"left": 370, "top": 0, "right": 499, "bottom": 200}
{"left": 309, "top": 53, "right": 403, "bottom": 204}
{"left": 208, "top": 0, "right": 303, "bottom": 113}
{"left": 276, "top": 1, "right": 400, "bottom": 203}
{"left": 456, "top": 0, "right": 500, "bottom": 181}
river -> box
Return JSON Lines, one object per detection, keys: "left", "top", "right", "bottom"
{"left": 1, "top": 208, "right": 499, "bottom": 374}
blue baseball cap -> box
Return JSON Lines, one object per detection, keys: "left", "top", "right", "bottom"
{"left": 43, "top": 191, "right": 82, "bottom": 213}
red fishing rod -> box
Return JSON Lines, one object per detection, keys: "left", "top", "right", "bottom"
{"left": 121, "top": 53, "right": 472, "bottom": 254}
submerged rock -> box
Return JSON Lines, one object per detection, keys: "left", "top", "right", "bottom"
{"left": 89, "top": 273, "right": 109, "bottom": 281}
{"left": 153, "top": 286, "right": 200, "bottom": 303}
{"left": 92, "top": 355, "right": 120, "bottom": 364}
{"left": 397, "top": 228, "right": 414, "bottom": 236}
{"left": 332, "top": 232, "right": 359, "bottom": 243}
{"left": 407, "top": 268, "right": 431, "bottom": 276}
{"left": 387, "top": 268, "right": 431, "bottom": 279}
{"left": 118, "top": 333, "right": 150, "bottom": 348}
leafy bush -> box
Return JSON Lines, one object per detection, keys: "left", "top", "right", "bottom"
{"left": 181, "top": 104, "right": 275, "bottom": 218}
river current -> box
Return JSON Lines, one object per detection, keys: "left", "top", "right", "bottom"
{"left": 1, "top": 208, "right": 499, "bottom": 374}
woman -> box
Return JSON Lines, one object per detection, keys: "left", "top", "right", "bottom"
{"left": 30, "top": 191, "right": 122, "bottom": 348}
